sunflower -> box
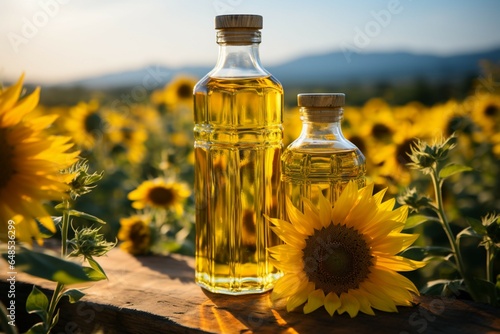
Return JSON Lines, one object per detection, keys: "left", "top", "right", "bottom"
{"left": 64, "top": 100, "right": 105, "bottom": 150}
{"left": 469, "top": 92, "right": 500, "bottom": 136}
{"left": 106, "top": 111, "right": 148, "bottom": 163}
{"left": 373, "top": 119, "right": 432, "bottom": 190}
{"left": 118, "top": 215, "right": 151, "bottom": 255}
{"left": 128, "top": 178, "right": 191, "bottom": 214}
{"left": 267, "top": 181, "right": 424, "bottom": 317}
{"left": 358, "top": 98, "right": 398, "bottom": 146}
{"left": 151, "top": 74, "right": 198, "bottom": 109}
{"left": 0, "top": 74, "right": 79, "bottom": 244}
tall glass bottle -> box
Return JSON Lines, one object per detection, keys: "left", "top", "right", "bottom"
{"left": 282, "top": 93, "right": 366, "bottom": 212}
{"left": 194, "top": 15, "right": 283, "bottom": 295}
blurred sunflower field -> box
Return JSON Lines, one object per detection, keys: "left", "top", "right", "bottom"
{"left": 2, "top": 61, "right": 499, "bottom": 301}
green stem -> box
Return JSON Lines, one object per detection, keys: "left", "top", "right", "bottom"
{"left": 486, "top": 241, "right": 494, "bottom": 284}
{"left": 45, "top": 282, "right": 64, "bottom": 333}
{"left": 61, "top": 200, "right": 70, "bottom": 257}
{"left": 45, "top": 200, "right": 71, "bottom": 333}
{"left": 430, "top": 169, "right": 477, "bottom": 300}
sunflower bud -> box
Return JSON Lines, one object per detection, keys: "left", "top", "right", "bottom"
{"left": 407, "top": 135, "right": 458, "bottom": 173}
{"left": 483, "top": 213, "right": 500, "bottom": 247}
{"left": 68, "top": 226, "right": 116, "bottom": 259}
{"left": 397, "top": 187, "right": 432, "bottom": 212}
{"left": 64, "top": 159, "right": 104, "bottom": 199}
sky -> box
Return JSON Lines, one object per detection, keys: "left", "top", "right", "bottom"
{"left": 1, "top": 0, "right": 500, "bottom": 84}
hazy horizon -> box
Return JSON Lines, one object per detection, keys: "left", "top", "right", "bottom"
{"left": 1, "top": 0, "right": 500, "bottom": 84}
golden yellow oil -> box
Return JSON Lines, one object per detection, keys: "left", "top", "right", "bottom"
{"left": 194, "top": 75, "right": 283, "bottom": 294}
{"left": 281, "top": 148, "right": 366, "bottom": 212}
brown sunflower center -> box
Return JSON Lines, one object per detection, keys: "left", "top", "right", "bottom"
{"left": 129, "top": 220, "right": 150, "bottom": 245}
{"left": 395, "top": 138, "right": 418, "bottom": 168}
{"left": 347, "top": 135, "right": 366, "bottom": 155}
{"left": 302, "top": 224, "right": 373, "bottom": 295}
{"left": 484, "top": 104, "right": 498, "bottom": 118}
{"left": 148, "top": 186, "right": 175, "bottom": 207}
{"left": 177, "top": 83, "right": 193, "bottom": 99}
{"left": 84, "top": 112, "right": 104, "bottom": 134}
{"left": 371, "top": 123, "right": 393, "bottom": 141}
{"left": 0, "top": 128, "right": 15, "bottom": 188}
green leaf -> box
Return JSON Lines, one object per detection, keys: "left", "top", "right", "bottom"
{"left": 404, "top": 215, "right": 431, "bottom": 229}
{"left": 399, "top": 246, "right": 452, "bottom": 261}
{"left": 88, "top": 256, "right": 108, "bottom": 280}
{"left": 26, "top": 286, "right": 48, "bottom": 322}
{"left": 25, "top": 323, "right": 46, "bottom": 334}
{"left": 420, "top": 279, "right": 464, "bottom": 297}
{"left": 68, "top": 210, "right": 106, "bottom": 224}
{"left": 1, "top": 247, "right": 93, "bottom": 284}
{"left": 467, "top": 217, "right": 487, "bottom": 235}
{"left": 50, "top": 309, "right": 60, "bottom": 331}
{"left": 439, "top": 163, "right": 473, "bottom": 179}
{"left": 82, "top": 266, "right": 107, "bottom": 281}
{"left": 423, "top": 256, "right": 457, "bottom": 267}
{"left": 63, "top": 289, "right": 86, "bottom": 303}
{"left": 471, "top": 278, "right": 498, "bottom": 306}
{"left": 54, "top": 202, "right": 66, "bottom": 211}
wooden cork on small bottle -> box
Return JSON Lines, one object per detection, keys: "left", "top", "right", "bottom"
{"left": 215, "top": 14, "right": 263, "bottom": 29}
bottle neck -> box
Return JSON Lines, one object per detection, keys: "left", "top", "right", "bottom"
{"left": 211, "top": 29, "right": 267, "bottom": 78}
{"left": 297, "top": 107, "right": 346, "bottom": 143}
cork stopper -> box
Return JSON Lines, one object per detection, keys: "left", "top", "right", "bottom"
{"left": 215, "top": 15, "right": 263, "bottom": 29}
{"left": 297, "top": 93, "right": 345, "bottom": 108}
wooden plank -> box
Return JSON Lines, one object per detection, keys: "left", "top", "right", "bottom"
{"left": 2, "top": 248, "right": 500, "bottom": 334}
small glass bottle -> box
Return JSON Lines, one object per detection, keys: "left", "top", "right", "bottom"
{"left": 194, "top": 15, "right": 283, "bottom": 295}
{"left": 282, "top": 93, "right": 366, "bottom": 211}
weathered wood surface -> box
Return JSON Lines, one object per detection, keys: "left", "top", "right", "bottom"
{"left": 2, "top": 248, "right": 500, "bottom": 334}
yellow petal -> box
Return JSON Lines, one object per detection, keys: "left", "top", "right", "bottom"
{"left": 358, "top": 183, "right": 375, "bottom": 202}
{"left": 286, "top": 282, "right": 315, "bottom": 312}
{"left": 359, "top": 282, "right": 398, "bottom": 313}
{"left": 378, "top": 197, "right": 395, "bottom": 212}
{"left": 324, "top": 292, "right": 341, "bottom": 316}
{"left": 269, "top": 257, "right": 303, "bottom": 274}
{"left": 302, "top": 197, "right": 322, "bottom": 232}
{"left": 370, "top": 267, "right": 420, "bottom": 295}
{"left": 331, "top": 181, "right": 358, "bottom": 223}
{"left": 363, "top": 218, "right": 405, "bottom": 240}
{"left": 270, "top": 224, "right": 306, "bottom": 249}
{"left": 286, "top": 196, "right": 317, "bottom": 234}
{"left": 303, "top": 289, "right": 326, "bottom": 314}
{"left": 349, "top": 289, "right": 375, "bottom": 315}
{"left": 372, "top": 187, "right": 388, "bottom": 205}
{"left": 317, "top": 191, "right": 332, "bottom": 228}
{"left": 343, "top": 195, "right": 378, "bottom": 230}
{"left": 4, "top": 87, "right": 40, "bottom": 125}
{"left": 272, "top": 273, "right": 305, "bottom": 301}
{"left": 370, "top": 232, "right": 420, "bottom": 255}
{"left": 268, "top": 244, "right": 302, "bottom": 257}
{"left": 0, "top": 73, "right": 24, "bottom": 113}
{"left": 375, "top": 255, "right": 426, "bottom": 272}
{"left": 367, "top": 274, "right": 414, "bottom": 306}
{"left": 337, "top": 292, "right": 360, "bottom": 318}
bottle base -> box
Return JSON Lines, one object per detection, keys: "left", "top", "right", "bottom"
{"left": 195, "top": 272, "right": 282, "bottom": 295}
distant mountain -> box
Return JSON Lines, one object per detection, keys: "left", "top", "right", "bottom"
{"left": 57, "top": 47, "right": 500, "bottom": 89}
